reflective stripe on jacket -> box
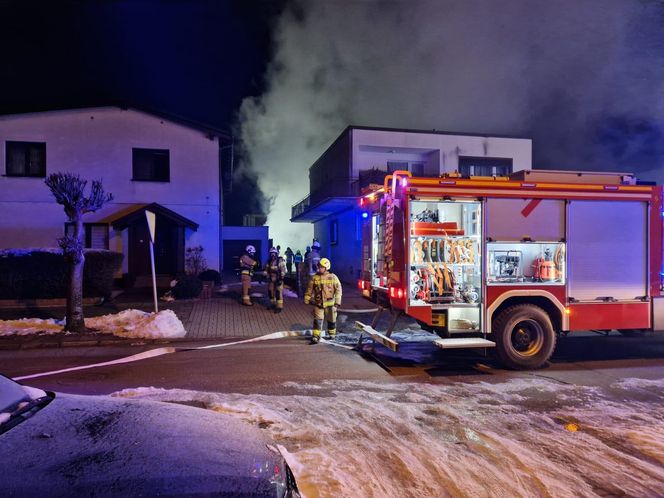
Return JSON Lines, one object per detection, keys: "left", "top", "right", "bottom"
{"left": 304, "top": 271, "right": 342, "bottom": 307}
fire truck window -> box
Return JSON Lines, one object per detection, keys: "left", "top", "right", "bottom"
{"left": 487, "top": 242, "right": 566, "bottom": 285}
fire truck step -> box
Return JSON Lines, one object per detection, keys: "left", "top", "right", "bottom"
{"left": 355, "top": 321, "right": 399, "bottom": 352}
{"left": 433, "top": 338, "right": 496, "bottom": 349}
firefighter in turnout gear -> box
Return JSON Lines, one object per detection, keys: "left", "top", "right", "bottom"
{"left": 240, "top": 245, "right": 258, "bottom": 306}
{"left": 304, "top": 257, "right": 342, "bottom": 344}
{"left": 265, "top": 247, "right": 287, "bottom": 313}
{"left": 307, "top": 240, "right": 321, "bottom": 276}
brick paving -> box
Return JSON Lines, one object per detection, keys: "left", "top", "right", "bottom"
{"left": 0, "top": 280, "right": 378, "bottom": 348}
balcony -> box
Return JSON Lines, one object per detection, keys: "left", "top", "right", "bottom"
{"left": 290, "top": 169, "right": 391, "bottom": 223}
{"left": 291, "top": 195, "right": 311, "bottom": 219}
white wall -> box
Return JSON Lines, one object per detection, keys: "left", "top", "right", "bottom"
{"left": 351, "top": 128, "right": 532, "bottom": 175}
{"left": 0, "top": 107, "right": 221, "bottom": 269}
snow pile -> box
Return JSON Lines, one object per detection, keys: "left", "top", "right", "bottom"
{"left": 86, "top": 309, "right": 186, "bottom": 339}
{"left": 0, "top": 247, "right": 63, "bottom": 257}
{"left": 0, "top": 309, "right": 186, "bottom": 339}
{"left": 115, "top": 377, "right": 664, "bottom": 498}
{"left": 0, "top": 317, "right": 64, "bottom": 336}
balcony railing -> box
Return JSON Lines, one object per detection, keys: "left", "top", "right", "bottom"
{"left": 291, "top": 169, "right": 391, "bottom": 219}
{"left": 291, "top": 195, "right": 311, "bottom": 219}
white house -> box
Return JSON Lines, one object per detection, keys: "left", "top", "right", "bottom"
{"left": 291, "top": 126, "right": 533, "bottom": 283}
{"left": 0, "top": 106, "right": 223, "bottom": 282}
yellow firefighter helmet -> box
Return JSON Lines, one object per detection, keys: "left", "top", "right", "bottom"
{"left": 319, "top": 258, "right": 331, "bottom": 270}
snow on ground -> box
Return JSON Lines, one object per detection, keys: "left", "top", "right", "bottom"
{"left": 114, "top": 377, "right": 664, "bottom": 498}
{"left": 0, "top": 309, "right": 186, "bottom": 339}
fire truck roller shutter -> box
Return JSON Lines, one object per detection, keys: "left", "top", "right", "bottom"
{"left": 486, "top": 198, "right": 565, "bottom": 242}
{"left": 567, "top": 200, "right": 647, "bottom": 302}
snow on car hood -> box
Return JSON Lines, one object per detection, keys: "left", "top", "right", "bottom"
{"left": 0, "top": 392, "right": 284, "bottom": 497}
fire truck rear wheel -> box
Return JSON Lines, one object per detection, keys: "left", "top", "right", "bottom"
{"left": 493, "top": 304, "right": 556, "bottom": 370}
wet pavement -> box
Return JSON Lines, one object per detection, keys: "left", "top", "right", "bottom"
{"left": 0, "top": 280, "right": 381, "bottom": 349}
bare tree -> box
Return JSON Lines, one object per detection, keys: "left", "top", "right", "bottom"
{"left": 45, "top": 173, "right": 113, "bottom": 332}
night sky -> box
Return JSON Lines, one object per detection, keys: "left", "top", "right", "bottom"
{"left": 0, "top": 0, "right": 279, "bottom": 128}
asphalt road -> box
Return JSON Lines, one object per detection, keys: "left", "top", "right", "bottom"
{"left": 4, "top": 330, "right": 664, "bottom": 396}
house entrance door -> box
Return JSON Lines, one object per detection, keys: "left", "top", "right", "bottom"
{"left": 129, "top": 216, "right": 179, "bottom": 276}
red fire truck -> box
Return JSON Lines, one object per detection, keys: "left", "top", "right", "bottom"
{"left": 357, "top": 169, "right": 664, "bottom": 369}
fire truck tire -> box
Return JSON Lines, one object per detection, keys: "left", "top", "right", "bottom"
{"left": 493, "top": 304, "right": 556, "bottom": 370}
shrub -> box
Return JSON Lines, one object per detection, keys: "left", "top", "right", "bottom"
{"left": 0, "top": 249, "right": 123, "bottom": 299}
{"left": 198, "top": 269, "right": 221, "bottom": 285}
{"left": 185, "top": 246, "right": 207, "bottom": 276}
{"left": 172, "top": 275, "right": 203, "bottom": 299}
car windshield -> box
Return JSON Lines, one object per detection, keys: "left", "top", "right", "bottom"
{"left": 0, "top": 374, "right": 30, "bottom": 413}
{"left": 0, "top": 374, "right": 48, "bottom": 428}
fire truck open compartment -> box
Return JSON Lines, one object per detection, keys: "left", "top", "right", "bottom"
{"left": 408, "top": 199, "right": 482, "bottom": 332}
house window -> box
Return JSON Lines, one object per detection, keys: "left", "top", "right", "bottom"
{"left": 65, "top": 223, "right": 109, "bottom": 249}
{"left": 132, "top": 148, "right": 170, "bottom": 182}
{"left": 330, "top": 219, "right": 338, "bottom": 245}
{"left": 5, "top": 141, "right": 46, "bottom": 177}
{"left": 458, "top": 156, "right": 513, "bottom": 177}
{"left": 387, "top": 161, "right": 408, "bottom": 173}
{"left": 410, "top": 162, "right": 425, "bottom": 177}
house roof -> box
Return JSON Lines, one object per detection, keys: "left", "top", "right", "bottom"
{"left": 345, "top": 124, "right": 531, "bottom": 141}
{"left": 0, "top": 103, "right": 231, "bottom": 141}
{"left": 112, "top": 203, "right": 199, "bottom": 231}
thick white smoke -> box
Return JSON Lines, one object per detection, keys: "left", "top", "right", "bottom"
{"left": 237, "top": 0, "right": 664, "bottom": 249}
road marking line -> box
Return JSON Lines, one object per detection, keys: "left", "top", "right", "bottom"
{"left": 14, "top": 330, "right": 312, "bottom": 381}
{"left": 14, "top": 347, "right": 178, "bottom": 381}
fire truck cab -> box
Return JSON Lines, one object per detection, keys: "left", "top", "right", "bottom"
{"left": 358, "top": 169, "right": 664, "bottom": 369}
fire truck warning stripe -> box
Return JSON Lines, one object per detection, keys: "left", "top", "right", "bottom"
{"left": 521, "top": 199, "right": 542, "bottom": 217}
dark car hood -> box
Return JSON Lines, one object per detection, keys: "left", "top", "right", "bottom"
{"left": 0, "top": 392, "right": 283, "bottom": 497}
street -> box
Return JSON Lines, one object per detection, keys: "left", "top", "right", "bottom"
{"left": 4, "top": 330, "right": 664, "bottom": 497}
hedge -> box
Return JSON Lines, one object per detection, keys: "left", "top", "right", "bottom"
{"left": 0, "top": 249, "right": 124, "bottom": 299}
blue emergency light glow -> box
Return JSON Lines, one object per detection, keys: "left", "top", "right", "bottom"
{"left": 361, "top": 211, "right": 369, "bottom": 219}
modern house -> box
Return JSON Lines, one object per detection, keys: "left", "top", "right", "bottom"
{"left": 0, "top": 106, "right": 229, "bottom": 283}
{"left": 291, "top": 126, "right": 533, "bottom": 283}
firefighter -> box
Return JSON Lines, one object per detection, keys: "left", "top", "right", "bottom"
{"left": 239, "top": 245, "right": 258, "bottom": 306}
{"left": 294, "top": 249, "right": 303, "bottom": 273}
{"left": 285, "top": 247, "right": 294, "bottom": 274}
{"left": 308, "top": 240, "right": 321, "bottom": 275}
{"left": 304, "top": 257, "right": 342, "bottom": 344}
{"left": 265, "top": 247, "right": 286, "bottom": 313}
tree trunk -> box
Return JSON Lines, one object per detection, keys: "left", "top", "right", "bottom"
{"left": 65, "top": 216, "right": 86, "bottom": 332}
